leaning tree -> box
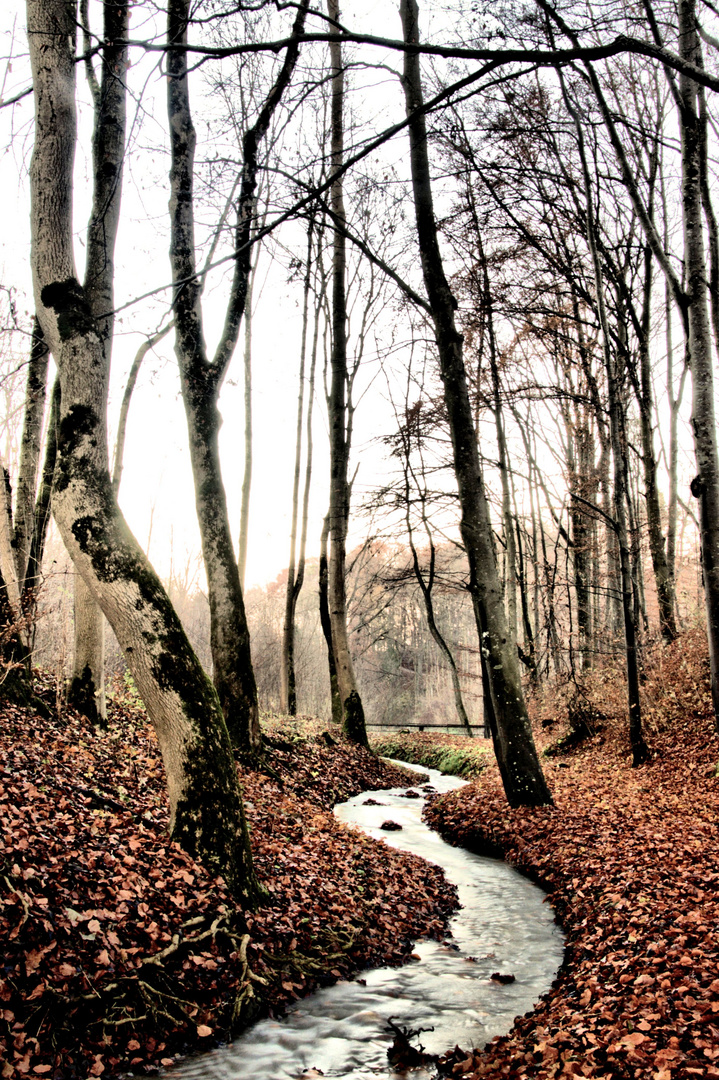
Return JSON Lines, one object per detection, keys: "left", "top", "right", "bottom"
{"left": 26, "top": 0, "right": 263, "bottom": 906}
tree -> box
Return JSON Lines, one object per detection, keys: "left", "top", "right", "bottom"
{"left": 26, "top": 0, "right": 262, "bottom": 905}
{"left": 166, "top": 0, "right": 309, "bottom": 753}
{"left": 281, "top": 215, "right": 321, "bottom": 715}
{"left": 399, "top": 0, "right": 551, "bottom": 806}
{"left": 326, "top": 0, "right": 369, "bottom": 747}
{"left": 391, "top": 394, "right": 474, "bottom": 735}
{"left": 537, "top": 0, "right": 719, "bottom": 726}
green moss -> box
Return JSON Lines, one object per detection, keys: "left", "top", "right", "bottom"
{"left": 370, "top": 732, "right": 490, "bottom": 779}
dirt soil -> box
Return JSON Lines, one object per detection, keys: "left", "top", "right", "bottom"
{"left": 0, "top": 680, "right": 457, "bottom": 1079}
{"left": 425, "top": 627, "right": 719, "bottom": 1079}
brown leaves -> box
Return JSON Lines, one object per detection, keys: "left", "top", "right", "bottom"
{"left": 426, "top": 629, "right": 719, "bottom": 1080}
{"left": 1, "top": 693, "right": 456, "bottom": 1079}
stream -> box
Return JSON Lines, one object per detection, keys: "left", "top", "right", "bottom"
{"left": 173, "top": 762, "right": 564, "bottom": 1080}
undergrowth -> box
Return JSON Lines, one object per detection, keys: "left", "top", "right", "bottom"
{"left": 369, "top": 731, "right": 490, "bottom": 778}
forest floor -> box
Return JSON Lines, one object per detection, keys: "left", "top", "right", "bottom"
{"left": 0, "top": 680, "right": 457, "bottom": 1079}
{"left": 415, "top": 625, "right": 719, "bottom": 1080}
{"left": 4, "top": 626, "right": 717, "bottom": 1080}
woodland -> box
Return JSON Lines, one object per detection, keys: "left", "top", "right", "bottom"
{"left": 2, "top": 0, "right": 719, "bottom": 1075}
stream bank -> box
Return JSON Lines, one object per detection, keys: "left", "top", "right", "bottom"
{"left": 423, "top": 633, "right": 719, "bottom": 1079}
{"left": 0, "top": 696, "right": 457, "bottom": 1079}
{"left": 172, "top": 763, "right": 563, "bottom": 1080}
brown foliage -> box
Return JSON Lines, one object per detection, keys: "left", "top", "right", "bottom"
{"left": 427, "top": 629, "right": 719, "bottom": 1079}
{"left": 0, "top": 682, "right": 456, "bottom": 1078}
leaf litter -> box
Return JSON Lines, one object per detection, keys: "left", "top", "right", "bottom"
{"left": 0, "top": 680, "right": 456, "bottom": 1079}
{"left": 425, "top": 628, "right": 719, "bottom": 1079}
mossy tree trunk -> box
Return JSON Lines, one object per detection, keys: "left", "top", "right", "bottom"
{"left": 27, "top": 0, "right": 264, "bottom": 906}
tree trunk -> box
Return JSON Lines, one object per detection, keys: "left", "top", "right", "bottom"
{"left": 69, "top": 574, "right": 106, "bottom": 725}
{"left": 400, "top": 0, "right": 551, "bottom": 806}
{"left": 14, "top": 319, "right": 49, "bottom": 589}
{"left": 166, "top": 0, "right": 307, "bottom": 750}
{"left": 238, "top": 266, "right": 254, "bottom": 590}
{"left": 566, "top": 415, "right": 593, "bottom": 671}
{"left": 27, "top": 0, "right": 263, "bottom": 905}
{"left": 327, "top": 0, "right": 368, "bottom": 748}
{"left": 631, "top": 244, "right": 677, "bottom": 640}
{"left": 68, "top": 0, "right": 131, "bottom": 725}
{"left": 25, "top": 376, "right": 59, "bottom": 605}
{"left": 0, "top": 565, "right": 33, "bottom": 707}
{"left": 319, "top": 512, "right": 343, "bottom": 723}
{"left": 483, "top": 256, "right": 518, "bottom": 644}
{"left": 281, "top": 219, "right": 315, "bottom": 714}
{"left": 679, "top": 0, "right": 719, "bottom": 728}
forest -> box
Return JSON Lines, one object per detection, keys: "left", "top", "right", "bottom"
{"left": 2, "top": 0, "right": 719, "bottom": 1076}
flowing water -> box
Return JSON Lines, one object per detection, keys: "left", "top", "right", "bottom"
{"left": 172, "top": 762, "right": 564, "bottom": 1080}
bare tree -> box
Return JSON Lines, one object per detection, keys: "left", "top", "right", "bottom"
{"left": 399, "top": 0, "right": 551, "bottom": 806}
{"left": 281, "top": 215, "right": 321, "bottom": 714}
{"left": 27, "top": 0, "right": 262, "bottom": 904}
{"left": 326, "top": 0, "right": 369, "bottom": 747}
{"left": 166, "top": 0, "right": 309, "bottom": 752}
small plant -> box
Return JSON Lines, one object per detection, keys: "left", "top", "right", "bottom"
{"left": 370, "top": 732, "right": 489, "bottom": 778}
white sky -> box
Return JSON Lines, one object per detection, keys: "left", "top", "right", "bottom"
{"left": 0, "top": 0, "right": 703, "bottom": 596}
{"left": 0, "top": 0, "right": 428, "bottom": 591}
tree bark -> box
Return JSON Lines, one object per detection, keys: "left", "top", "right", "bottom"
{"left": 319, "top": 511, "right": 342, "bottom": 723}
{"left": 327, "top": 0, "right": 368, "bottom": 748}
{"left": 14, "top": 319, "right": 49, "bottom": 589}
{"left": 281, "top": 219, "right": 315, "bottom": 714}
{"left": 69, "top": 574, "right": 106, "bottom": 725}
{"left": 27, "top": 0, "right": 263, "bottom": 905}
{"left": 25, "top": 375, "right": 59, "bottom": 603}
{"left": 166, "top": 0, "right": 308, "bottom": 751}
{"left": 400, "top": 0, "right": 551, "bottom": 806}
{"left": 679, "top": 0, "right": 719, "bottom": 728}
{"left": 238, "top": 269, "right": 254, "bottom": 591}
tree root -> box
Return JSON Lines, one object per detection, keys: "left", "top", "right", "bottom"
{"left": 41, "top": 911, "right": 268, "bottom": 1042}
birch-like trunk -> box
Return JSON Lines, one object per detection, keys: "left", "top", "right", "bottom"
{"left": 679, "top": 0, "right": 719, "bottom": 726}
{"left": 400, "top": 0, "right": 550, "bottom": 806}
{"left": 27, "top": 0, "right": 262, "bottom": 905}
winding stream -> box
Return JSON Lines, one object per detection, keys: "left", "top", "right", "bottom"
{"left": 173, "top": 763, "right": 563, "bottom": 1080}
